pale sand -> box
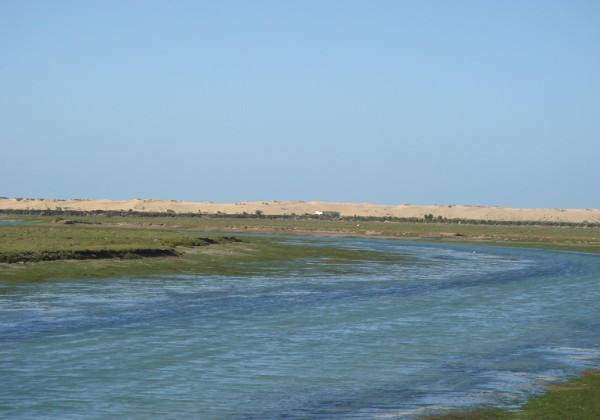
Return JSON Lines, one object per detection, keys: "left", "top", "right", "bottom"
{"left": 1, "top": 198, "right": 600, "bottom": 223}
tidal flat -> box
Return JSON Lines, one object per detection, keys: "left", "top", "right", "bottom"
{"left": 1, "top": 213, "right": 600, "bottom": 282}
{"left": 0, "top": 215, "right": 412, "bottom": 281}
{"left": 1, "top": 214, "right": 599, "bottom": 418}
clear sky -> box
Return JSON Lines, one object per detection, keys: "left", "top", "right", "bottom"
{"left": 1, "top": 1, "right": 599, "bottom": 208}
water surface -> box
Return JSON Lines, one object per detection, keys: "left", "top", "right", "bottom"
{"left": 1, "top": 237, "right": 599, "bottom": 418}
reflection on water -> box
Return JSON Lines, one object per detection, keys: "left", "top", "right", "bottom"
{"left": 1, "top": 237, "right": 599, "bottom": 418}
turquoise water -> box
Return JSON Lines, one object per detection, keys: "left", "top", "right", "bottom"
{"left": 1, "top": 237, "right": 599, "bottom": 419}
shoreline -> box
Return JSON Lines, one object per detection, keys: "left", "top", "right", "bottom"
{"left": 2, "top": 215, "right": 599, "bottom": 417}
{"left": 2, "top": 198, "right": 600, "bottom": 224}
{"left": 3, "top": 211, "right": 600, "bottom": 254}
{"left": 424, "top": 369, "right": 600, "bottom": 419}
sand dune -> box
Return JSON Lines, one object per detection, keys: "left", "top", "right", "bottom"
{"left": 2, "top": 198, "right": 599, "bottom": 223}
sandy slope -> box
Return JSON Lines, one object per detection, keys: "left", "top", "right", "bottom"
{"left": 1, "top": 198, "right": 599, "bottom": 223}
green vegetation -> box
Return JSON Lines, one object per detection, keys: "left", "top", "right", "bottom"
{"left": 0, "top": 221, "right": 241, "bottom": 263}
{"left": 1, "top": 211, "right": 599, "bottom": 282}
{"left": 2, "top": 208, "right": 598, "bottom": 228}
{"left": 1, "top": 211, "right": 600, "bottom": 269}
{"left": 424, "top": 370, "right": 600, "bottom": 419}
{"left": 1, "top": 213, "right": 599, "bottom": 416}
{"left": 0, "top": 216, "right": 406, "bottom": 281}
{"left": 3, "top": 209, "right": 600, "bottom": 255}
{"left": 7, "top": 210, "right": 595, "bottom": 252}
{"left": 523, "top": 370, "right": 600, "bottom": 418}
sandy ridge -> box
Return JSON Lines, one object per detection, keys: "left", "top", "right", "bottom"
{"left": 2, "top": 198, "right": 600, "bottom": 223}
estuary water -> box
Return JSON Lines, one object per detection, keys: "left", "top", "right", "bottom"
{"left": 1, "top": 237, "right": 600, "bottom": 419}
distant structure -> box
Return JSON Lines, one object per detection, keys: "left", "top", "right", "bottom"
{"left": 314, "top": 210, "right": 341, "bottom": 218}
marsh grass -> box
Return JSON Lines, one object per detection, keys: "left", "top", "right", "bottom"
{"left": 0, "top": 220, "right": 406, "bottom": 281}
{"left": 9, "top": 214, "right": 600, "bottom": 249}
{"left": 0, "top": 222, "right": 242, "bottom": 262}
{"left": 2, "top": 213, "right": 600, "bottom": 281}
{"left": 424, "top": 370, "right": 600, "bottom": 419}
{"left": 133, "top": 216, "right": 600, "bottom": 253}
{"left": 522, "top": 370, "right": 600, "bottom": 418}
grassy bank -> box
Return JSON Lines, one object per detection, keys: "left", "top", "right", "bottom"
{"left": 0, "top": 222, "right": 242, "bottom": 263}
{"left": 0, "top": 217, "right": 406, "bottom": 281}
{"left": 2, "top": 213, "right": 600, "bottom": 282}
{"left": 424, "top": 370, "right": 600, "bottom": 419}
{"left": 4, "top": 213, "right": 600, "bottom": 252}
{"left": 197, "top": 217, "right": 600, "bottom": 253}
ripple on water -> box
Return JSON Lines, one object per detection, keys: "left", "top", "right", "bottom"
{"left": 1, "top": 238, "right": 599, "bottom": 418}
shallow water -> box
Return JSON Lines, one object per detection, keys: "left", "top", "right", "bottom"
{"left": 1, "top": 237, "right": 599, "bottom": 419}
{"left": 0, "top": 220, "right": 23, "bottom": 226}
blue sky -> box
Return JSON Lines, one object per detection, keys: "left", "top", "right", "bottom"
{"left": 2, "top": 1, "right": 599, "bottom": 208}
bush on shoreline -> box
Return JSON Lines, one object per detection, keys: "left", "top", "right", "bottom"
{"left": 1, "top": 208, "right": 597, "bottom": 228}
